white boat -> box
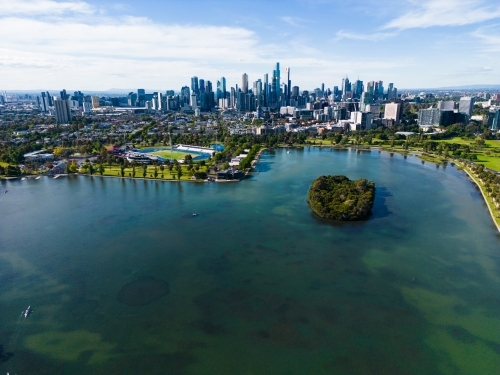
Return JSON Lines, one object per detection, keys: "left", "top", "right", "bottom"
{"left": 35, "top": 176, "right": 41, "bottom": 180}
{"left": 23, "top": 305, "right": 31, "bottom": 318}
{"left": 21, "top": 177, "right": 26, "bottom": 180}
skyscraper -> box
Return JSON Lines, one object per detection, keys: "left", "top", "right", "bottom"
{"left": 220, "top": 77, "right": 226, "bottom": 99}
{"left": 199, "top": 79, "right": 205, "bottom": 93}
{"left": 459, "top": 97, "right": 474, "bottom": 117}
{"left": 242, "top": 74, "right": 248, "bottom": 94}
{"left": 191, "top": 77, "right": 199, "bottom": 95}
{"left": 273, "top": 63, "right": 281, "bottom": 103}
{"left": 54, "top": 97, "right": 72, "bottom": 124}
{"left": 342, "top": 76, "right": 351, "bottom": 96}
{"left": 285, "top": 67, "right": 291, "bottom": 104}
{"left": 263, "top": 74, "right": 269, "bottom": 107}
{"left": 60, "top": 89, "right": 68, "bottom": 100}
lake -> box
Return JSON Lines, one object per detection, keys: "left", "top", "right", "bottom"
{"left": 0, "top": 147, "right": 499, "bottom": 374}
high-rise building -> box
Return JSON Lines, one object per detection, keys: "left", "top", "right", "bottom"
{"left": 354, "top": 80, "right": 363, "bottom": 99}
{"left": 127, "top": 92, "right": 137, "bottom": 107}
{"left": 242, "top": 74, "right": 248, "bottom": 94}
{"left": 54, "top": 97, "right": 72, "bottom": 124}
{"left": 91, "top": 96, "right": 100, "bottom": 109}
{"left": 418, "top": 108, "right": 441, "bottom": 126}
{"left": 40, "top": 92, "right": 50, "bottom": 112}
{"left": 199, "top": 79, "right": 205, "bottom": 93}
{"left": 273, "top": 63, "right": 281, "bottom": 103}
{"left": 264, "top": 74, "right": 269, "bottom": 107}
{"left": 437, "top": 101, "right": 455, "bottom": 111}
{"left": 285, "top": 67, "right": 291, "bottom": 104}
{"left": 191, "top": 77, "right": 199, "bottom": 95}
{"left": 459, "top": 97, "right": 474, "bottom": 117}
{"left": 342, "top": 76, "right": 351, "bottom": 96}
{"left": 220, "top": 77, "right": 226, "bottom": 99}
{"left": 60, "top": 89, "right": 68, "bottom": 100}
{"left": 487, "top": 108, "right": 499, "bottom": 130}
{"left": 292, "top": 86, "right": 299, "bottom": 98}
{"left": 360, "top": 92, "right": 373, "bottom": 112}
{"left": 190, "top": 92, "right": 198, "bottom": 108}
{"left": 384, "top": 103, "right": 401, "bottom": 123}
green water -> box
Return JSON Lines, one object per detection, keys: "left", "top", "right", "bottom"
{"left": 0, "top": 148, "right": 499, "bottom": 374}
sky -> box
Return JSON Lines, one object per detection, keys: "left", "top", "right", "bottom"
{"left": 1, "top": 0, "right": 500, "bottom": 92}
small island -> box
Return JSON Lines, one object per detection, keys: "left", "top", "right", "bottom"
{"left": 308, "top": 175, "right": 376, "bottom": 221}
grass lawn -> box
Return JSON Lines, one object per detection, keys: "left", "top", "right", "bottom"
{"left": 147, "top": 150, "right": 193, "bottom": 160}
{"left": 97, "top": 164, "right": 209, "bottom": 181}
{"left": 475, "top": 153, "right": 500, "bottom": 172}
{"left": 438, "top": 137, "right": 500, "bottom": 148}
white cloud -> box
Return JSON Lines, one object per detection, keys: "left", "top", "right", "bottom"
{"left": 472, "top": 28, "right": 500, "bottom": 52}
{"left": 335, "top": 30, "right": 395, "bottom": 42}
{"left": 383, "top": 0, "right": 500, "bottom": 30}
{"left": 281, "top": 16, "right": 307, "bottom": 28}
{"left": 0, "top": 0, "right": 94, "bottom": 16}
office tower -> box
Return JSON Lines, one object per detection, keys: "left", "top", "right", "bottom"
{"left": 180, "top": 86, "right": 190, "bottom": 105}
{"left": 350, "top": 111, "right": 372, "bottom": 130}
{"left": 40, "top": 92, "right": 49, "bottom": 112}
{"left": 230, "top": 87, "right": 236, "bottom": 108}
{"left": 237, "top": 91, "right": 245, "bottom": 111}
{"left": 366, "top": 81, "right": 374, "bottom": 95}
{"left": 199, "top": 79, "right": 205, "bottom": 93}
{"left": 242, "top": 73, "right": 248, "bottom": 94}
{"left": 216, "top": 81, "right": 222, "bottom": 100}
{"left": 166, "top": 90, "right": 175, "bottom": 96}
{"left": 488, "top": 108, "right": 499, "bottom": 130}
{"left": 374, "top": 81, "right": 383, "bottom": 100}
{"left": 387, "top": 85, "right": 398, "bottom": 100}
{"left": 285, "top": 67, "right": 291, "bottom": 104}
{"left": 273, "top": 62, "right": 281, "bottom": 103}
{"left": 360, "top": 92, "right": 373, "bottom": 112}
{"left": 437, "top": 101, "right": 455, "bottom": 111}
{"left": 190, "top": 92, "right": 198, "bottom": 108}
{"left": 127, "top": 92, "right": 137, "bottom": 106}
{"left": 60, "top": 89, "right": 68, "bottom": 100}
{"left": 91, "top": 96, "right": 100, "bottom": 109}
{"left": 383, "top": 103, "right": 401, "bottom": 123}
{"left": 263, "top": 74, "right": 269, "bottom": 107}
{"left": 44, "top": 91, "right": 52, "bottom": 106}
{"left": 54, "top": 97, "right": 72, "bottom": 124}
{"left": 354, "top": 80, "right": 363, "bottom": 99}
{"left": 206, "top": 81, "right": 214, "bottom": 109}
{"left": 459, "top": 97, "right": 474, "bottom": 116}
{"left": 292, "top": 86, "right": 299, "bottom": 98}
{"left": 191, "top": 77, "right": 199, "bottom": 95}
{"left": 137, "top": 89, "right": 145, "bottom": 106}
{"left": 418, "top": 108, "right": 441, "bottom": 126}
{"left": 321, "top": 83, "right": 324, "bottom": 94}
{"left": 82, "top": 102, "right": 91, "bottom": 114}
{"left": 220, "top": 77, "right": 226, "bottom": 99}
{"left": 342, "top": 76, "right": 351, "bottom": 96}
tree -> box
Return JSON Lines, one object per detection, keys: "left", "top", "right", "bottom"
{"left": 177, "top": 167, "right": 183, "bottom": 180}
{"left": 142, "top": 164, "right": 147, "bottom": 178}
{"left": 160, "top": 164, "right": 164, "bottom": 178}
{"left": 120, "top": 165, "right": 125, "bottom": 177}
{"left": 89, "top": 163, "right": 94, "bottom": 175}
{"left": 154, "top": 166, "right": 158, "bottom": 179}
{"left": 132, "top": 166, "right": 136, "bottom": 178}
{"left": 99, "top": 163, "right": 104, "bottom": 175}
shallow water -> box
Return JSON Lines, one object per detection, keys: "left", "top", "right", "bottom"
{"left": 0, "top": 148, "right": 499, "bottom": 374}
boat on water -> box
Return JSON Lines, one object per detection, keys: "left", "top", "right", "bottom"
{"left": 23, "top": 306, "right": 31, "bottom": 318}
{"left": 35, "top": 176, "right": 41, "bottom": 180}
{"left": 21, "top": 177, "right": 26, "bottom": 180}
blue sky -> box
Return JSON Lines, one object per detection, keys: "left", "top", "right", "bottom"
{"left": 1, "top": 0, "right": 499, "bottom": 91}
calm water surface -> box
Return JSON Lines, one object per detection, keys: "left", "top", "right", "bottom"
{"left": 0, "top": 148, "right": 499, "bottom": 374}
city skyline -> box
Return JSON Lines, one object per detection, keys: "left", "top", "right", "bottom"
{"left": 1, "top": 0, "right": 500, "bottom": 90}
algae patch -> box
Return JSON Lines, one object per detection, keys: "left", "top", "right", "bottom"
{"left": 25, "top": 330, "right": 116, "bottom": 364}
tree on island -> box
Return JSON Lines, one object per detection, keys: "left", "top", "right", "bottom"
{"left": 308, "top": 175, "right": 376, "bottom": 221}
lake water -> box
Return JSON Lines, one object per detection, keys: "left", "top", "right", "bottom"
{"left": 0, "top": 147, "right": 499, "bottom": 375}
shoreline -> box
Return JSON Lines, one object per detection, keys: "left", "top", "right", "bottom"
{"left": 3, "top": 145, "right": 499, "bottom": 233}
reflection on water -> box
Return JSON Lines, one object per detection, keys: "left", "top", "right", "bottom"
{"left": 0, "top": 148, "right": 499, "bottom": 375}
